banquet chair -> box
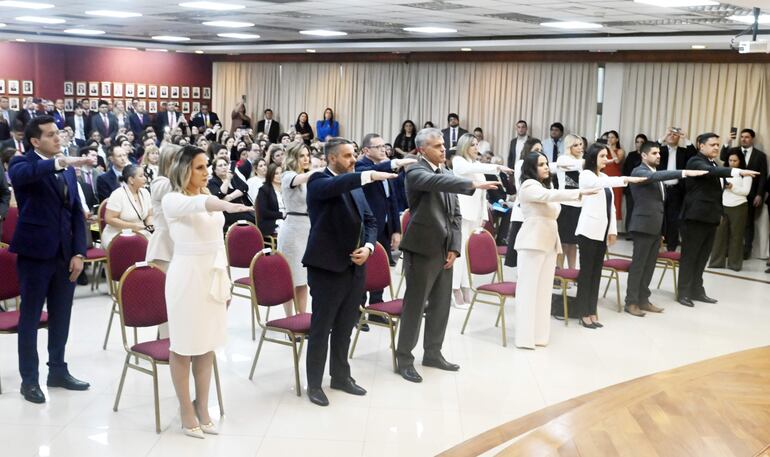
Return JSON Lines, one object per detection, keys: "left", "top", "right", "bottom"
{"left": 554, "top": 267, "right": 580, "bottom": 326}
{"left": 0, "top": 206, "right": 17, "bottom": 248}
{"left": 104, "top": 232, "right": 148, "bottom": 350}
{"left": 394, "top": 209, "right": 411, "bottom": 297}
{"left": 656, "top": 250, "right": 680, "bottom": 299}
{"left": 225, "top": 220, "right": 265, "bottom": 340}
{"left": 602, "top": 255, "right": 632, "bottom": 312}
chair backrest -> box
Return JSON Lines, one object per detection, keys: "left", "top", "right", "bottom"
{"left": 483, "top": 208, "right": 495, "bottom": 236}
{"left": 0, "top": 247, "right": 20, "bottom": 301}
{"left": 249, "top": 250, "right": 294, "bottom": 307}
{"left": 107, "top": 233, "right": 149, "bottom": 282}
{"left": 467, "top": 229, "right": 499, "bottom": 276}
{"left": 1, "top": 206, "right": 18, "bottom": 245}
{"left": 365, "top": 242, "right": 392, "bottom": 293}
{"left": 400, "top": 209, "right": 411, "bottom": 235}
{"left": 118, "top": 263, "right": 168, "bottom": 328}
{"left": 226, "top": 221, "right": 264, "bottom": 268}
{"left": 98, "top": 200, "right": 108, "bottom": 234}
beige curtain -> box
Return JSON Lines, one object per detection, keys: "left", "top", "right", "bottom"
{"left": 618, "top": 63, "right": 769, "bottom": 153}
{"left": 213, "top": 61, "right": 598, "bottom": 156}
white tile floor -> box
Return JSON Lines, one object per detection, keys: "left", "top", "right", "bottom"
{"left": 1, "top": 239, "right": 769, "bottom": 457}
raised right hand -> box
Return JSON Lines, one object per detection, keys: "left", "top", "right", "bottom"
{"left": 683, "top": 169, "right": 708, "bottom": 177}
{"left": 580, "top": 187, "right": 601, "bottom": 196}
{"left": 371, "top": 171, "right": 398, "bottom": 181}
{"left": 740, "top": 169, "right": 760, "bottom": 177}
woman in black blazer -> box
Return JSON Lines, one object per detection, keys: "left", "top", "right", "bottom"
{"left": 256, "top": 163, "right": 285, "bottom": 236}
{"left": 294, "top": 112, "right": 314, "bottom": 146}
{"left": 207, "top": 157, "right": 255, "bottom": 229}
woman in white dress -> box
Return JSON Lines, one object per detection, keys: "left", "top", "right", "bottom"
{"left": 451, "top": 133, "right": 512, "bottom": 308}
{"left": 277, "top": 141, "right": 320, "bottom": 316}
{"left": 102, "top": 164, "right": 153, "bottom": 248}
{"left": 163, "top": 145, "right": 253, "bottom": 439}
{"left": 246, "top": 157, "right": 267, "bottom": 204}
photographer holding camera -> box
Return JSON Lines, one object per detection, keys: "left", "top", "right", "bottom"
{"left": 102, "top": 163, "right": 154, "bottom": 246}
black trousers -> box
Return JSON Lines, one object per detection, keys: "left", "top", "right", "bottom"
{"left": 492, "top": 211, "right": 511, "bottom": 246}
{"left": 625, "top": 232, "right": 660, "bottom": 306}
{"left": 663, "top": 185, "right": 684, "bottom": 251}
{"left": 306, "top": 265, "right": 366, "bottom": 388}
{"left": 678, "top": 220, "right": 718, "bottom": 298}
{"left": 625, "top": 192, "right": 635, "bottom": 233}
{"left": 575, "top": 235, "right": 607, "bottom": 318}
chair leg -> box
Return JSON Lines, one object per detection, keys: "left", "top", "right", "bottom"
{"left": 388, "top": 320, "right": 398, "bottom": 373}
{"left": 149, "top": 361, "right": 161, "bottom": 434}
{"left": 133, "top": 328, "right": 139, "bottom": 364}
{"left": 460, "top": 292, "right": 477, "bottom": 334}
{"left": 296, "top": 336, "right": 306, "bottom": 364}
{"left": 673, "top": 264, "right": 678, "bottom": 299}
{"left": 656, "top": 263, "right": 668, "bottom": 289}
{"left": 499, "top": 298, "right": 507, "bottom": 347}
{"left": 102, "top": 301, "right": 117, "bottom": 350}
{"left": 348, "top": 312, "right": 365, "bottom": 359}
{"left": 291, "top": 337, "right": 301, "bottom": 397}
{"left": 213, "top": 356, "right": 224, "bottom": 417}
{"left": 251, "top": 304, "right": 257, "bottom": 341}
{"left": 615, "top": 272, "right": 622, "bottom": 312}
{"left": 113, "top": 353, "right": 130, "bottom": 411}
{"left": 562, "top": 282, "right": 569, "bottom": 326}
{"left": 248, "top": 328, "right": 267, "bottom": 380}
{"left": 602, "top": 271, "right": 613, "bottom": 298}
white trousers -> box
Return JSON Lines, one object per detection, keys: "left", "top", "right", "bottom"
{"left": 452, "top": 219, "right": 478, "bottom": 289}
{"left": 515, "top": 248, "right": 556, "bottom": 349}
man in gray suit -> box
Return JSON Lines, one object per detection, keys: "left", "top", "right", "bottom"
{"left": 395, "top": 128, "right": 497, "bottom": 383}
{"left": 624, "top": 141, "right": 706, "bottom": 317}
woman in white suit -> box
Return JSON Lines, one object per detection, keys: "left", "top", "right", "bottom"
{"left": 451, "top": 133, "right": 512, "bottom": 307}
{"left": 514, "top": 152, "right": 599, "bottom": 349}
{"left": 145, "top": 144, "right": 183, "bottom": 273}
{"left": 575, "top": 143, "right": 646, "bottom": 329}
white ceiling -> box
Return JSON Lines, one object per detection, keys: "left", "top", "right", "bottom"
{"left": 0, "top": 0, "right": 765, "bottom": 53}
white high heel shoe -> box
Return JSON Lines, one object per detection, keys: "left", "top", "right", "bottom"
{"left": 192, "top": 399, "right": 219, "bottom": 435}
{"left": 180, "top": 407, "right": 205, "bottom": 439}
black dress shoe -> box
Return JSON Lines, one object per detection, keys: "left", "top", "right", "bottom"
{"left": 307, "top": 387, "right": 329, "bottom": 406}
{"left": 692, "top": 294, "right": 717, "bottom": 304}
{"left": 47, "top": 373, "right": 90, "bottom": 391}
{"left": 579, "top": 318, "right": 597, "bottom": 329}
{"left": 358, "top": 323, "right": 370, "bottom": 332}
{"left": 77, "top": 272, "right": 89, "bottom": 286}
{"left": 368, "top": 315, "right": 388, "bottom": 325}
{"left": 330, "top": 377, "right": 367, "bottom": 396}
{"left": 678, "top": 297, "right": 695, "bottom": 307}
{"left": 422, "top": 355, "right": 460, "bottom": 372}
{"left": 398, "top": 365, "right": 423, "bottom": 383}
{"left": 21, "top": 384, "right": 46, "bottom": 404}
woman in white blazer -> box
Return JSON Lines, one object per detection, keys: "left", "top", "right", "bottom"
{"left": 514, "top": 152, "right": 599, "bottom": 349}
{"left": 575, "top": 143, "right": 646, "bottom": 329}
{"left": 451, "top": 133, "right": 512, "bottom": 307}
{"left": 145, "top": 144, "right": 183, "bottom": 273}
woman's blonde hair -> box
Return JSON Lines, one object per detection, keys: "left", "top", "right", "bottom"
{"left": 157, "top": 144, "right": 182, "bottom": 177}
{"left": 168, "top": 145, "right": 210, "bottom": 195}
{"left": 283, "top": 141, "right": 310, "bottom": 174}
{"left": 455, "top": 133, "right": 477, "bottom": 161}
{"left": 141, "top": 144, "right": 160, "bottom": 167}
{"left": 564, "top": 134, "right": 583, "bottom": 157}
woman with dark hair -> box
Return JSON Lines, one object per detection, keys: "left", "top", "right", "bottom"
{"left": 315, "top": 107, "right": 339, "bottom": 141}
{"left": 513, "top": 152, "right": 598, "bottom": 349}
{"left": 246, "top": 157, "right": 267, "bottom": 203}
{"left": 423, "top": 121, "right": 434, "bottom": 128}
{"left": 709, "top": 150, "right": 751, "bottom": 271}
{"left": 207, "top": 157, "right": 255, "bottom": 229}
{"left": 394, "top": 120, "right": 417, "bottom": 156}
{"left": 622, "top": 133, "right": 648, "bottom": 234}
{"left": 574, "top": 143, "right": 645, "bottom": 329}
{"left": 256, "top": 163, "right": 285, "bottom": 237}
{"left": 504, "top": 137, "right": 542, "bottom": 268}
{"left": 603, "top": 130, "right": 625, "bottom": 221}
{"left": 295, "top": 112, "right": 314, "bottom": 146}
{"left": 102, "top": 163, "right": 153, "bottom": 247}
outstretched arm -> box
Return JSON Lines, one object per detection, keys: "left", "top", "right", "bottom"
{"left": 406, "top": 165, "right": 476, "bottom": 195}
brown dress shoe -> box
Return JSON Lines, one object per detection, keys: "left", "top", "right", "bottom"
{"left": 640, "top": 302, "right": 664, "bottom": 313}
{"left": 624, "top": 304, "right": 646, "bottom": 317}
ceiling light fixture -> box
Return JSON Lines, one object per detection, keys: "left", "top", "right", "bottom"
{"left": 403, "top": 26, "right": 457, "bottom": 34}
{"left": 147, "top": 48, "right": 169, "bottom": 52}
{"left": 0, "top": 1, "right": 54, "bottom": 9}
{"left": 634, "top": 0, "right": 717, "bottom": 7}
{"left": 299, "top": 30, "right": 347, "bottom": 37}
{"left": 85, "top": 10, "right": 142, "bottom": 18}
{"left": 728, "top": 14, "right": 770, "bottom": 24}
{"left": 217, "top": 32, "right": 260, "bottom": 39}
{"left": 540, "top": 21, "right": 602, "bottom": 29}
{"left": 179, "top": 1, "right": 245, "bottom": 10}
{"left": 64, "top": 28, "right": 105, "bottom": 35}
{"left": 194, "top": 50, "right": 204, "bottom": 54}
{"left": 306, "top": 49, "right": 316, "bottom": 53}
{"left": 203, "top": 20, "right": 254, "bottom": 28}
{"left": 0, "top": 23, "right": 6, "bottom": 27}
{"left": 15, "top": 38, "right": 27, "bottom": 42}
{"left": 15, "top": 16, "right": 65, "bottom": 24}
{"left": 152, "top": 35, "right": 190, "bottom": 42}
{"left": 691, "top": 44, "right": 707, "bottom": 49}
{"left": 460, "top": 47, "right": 472, "bottom": 51}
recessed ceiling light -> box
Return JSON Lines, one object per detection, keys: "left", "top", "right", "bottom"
{"left": 85, "top": 10, "right": 142, "bottom": 18}
{"left": 15, "top": 38, "right": 27, "bottom": 42}
{"left": 64, "top": 28, "right": 105, "bottom": 35}
{"left": 0, "top": 1, "right": 54, "bottom": 9}
{"left": 540, "top": 21, "right": 602, "bottom": 29}
{"left": 299, "top": 30, "right": 347, "bottom": 37}
{"left": 634, "top": 0, "right": 717, "bottom": 6}
{"left": 728, "top": 14, "right": 770, "bottom": 24}
{"left": 0, "top": 23, "right": 5, "bottom": 27}
{"left": 306, "top": 49, "right": 316, "bottom": 53}
{"left": 179, "top": 1, "right": 244, "bottom": 10}
{"left": 691, "top": 44, "right": 707, "bottom": 49}
{"left": 195, "top": 50, "right": 204, "bottom": 54}
{"left": 460, "top": 47, "right": 472, "bottom": 51}
{"left": 203, "top": 20, "right": 254, "bottom": 28}
{"left": 403, "top": 26, "right": 457, "bottom": 34}
{"left": 15, "top": 16, "right": 65, "bottom": 24}
{"left": 114, "top": 47, "right": 138, "bottom": 51}
{"left": 217, "top": 32, "right": 260, "bottom": 39}
{"left": 147, "top": 48, "right": 168, "bottom": 52}
{"left": 152, "top": 35, "right": 190, "bottom": 42}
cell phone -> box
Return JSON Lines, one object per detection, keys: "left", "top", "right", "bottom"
{"left": 730, "top": 127, "right": 738, "bottom": 136}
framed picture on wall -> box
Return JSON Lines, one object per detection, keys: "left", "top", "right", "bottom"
{"left": 192, "top": 101, "right": 201, "bottom": 113}
{"left": 114, "top": 82, "right": 123, "bottom": 97}
{"left": 76, "top": 81, "right": 87, "bottom": 96}
{"left": 101, "top": 82, "right": 111, "bottom": 97}
{"left": 137, "top": 84, "right": 147, "bottom": 98}
{"left": 125, "top": 83, "right": 135, "bottom": 97}
{"left": 0, "top": 80, "right": 4, "bottom": 94}
{"left": 159, "top": 86, "right": 169, "bottom": 98}
{"left": 8, "top": 80, "right": 19, "bottom": 95}
{"left": 181, "top": 101, "right": 190, "bottom": 113}
{"left": 181, "top": 86, "right": 190, "bottom": 98}
{"left": 9, "top": 97, "right": 19, "bottom": 110}
{"left": 89, "top": 99, "right": 98, "bottom": 111}
{"left": 88, "top": 82, "right": 99, "bottom": 97}
{"left": 148, "top": 100, "right": 158, "bottom": 113}
{"left": 22, "top": 80, "right": 33, "bottom": 95}
{"left": 64, "top": 98, "right": 74, "bottom": 111}
{"left": 202, "top": 87, "right": 211, "bottom": 99}
{"left": 171, "top": 86, "right": 179, "bottom": 98}
{"left": 63, "top": 81, "right": 74, "bottom": 96}
{"left": 148, "top": 85, "right": 157, "bottom": 98}
{"left": 192, "top": 86, "right": 200, "bottom": 99}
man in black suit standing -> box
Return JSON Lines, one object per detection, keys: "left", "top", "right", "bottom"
{"left": 256, "top": 109, "right": 280, "bottom": 144}
{"left": 91, "top": 100, "right": 117, "bottom": 142}
{"left": 156, "top": 102, "right": 185, "bottom": 141}
{"left": 658, "top": 128, "right": 697, "bottom": 251}
{"left": 66, "top": 106, "right": 89, "bottom": 147}
{"left": 719, "top": 128, "right": 767, "bottom": 259}
{"left": 96, "top": 145, "right": 128, "bottom": 202}
{"left": 441, "top": 113, "right": 467, "bottom": 151}
{"left": 77, "top": 147, "right": 101, "bottom": 211}
{"left": 0, "top": 161, "right": 10, "bottom": 243}
{"left": 50, "top": 99, "right": 67, "bottom": 130}
{"left": 128, "top": 103, "right": 150, "bottom": 141}
{"left": 0, "top": 96, "right": 18, "bottom": 141}
{"left": 302, "top": 137, "right": 397, "bottom": 406}
{"left": 0, "top": 121, "right": 27, "bottom": 153}
{"left": 677, "top": 133, "right": 759, "bottom": 307}
{"left": 189, "top": 103, "right": 220, "bottom": 131}
{"left": 507, "top": 120, "right": 529, "bottom": 169}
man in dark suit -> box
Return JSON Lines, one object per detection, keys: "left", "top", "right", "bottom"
{"left": 677, "top": 133, "right": 759, "bottom": 307}
{"left": 77, "top": 147, "right": 101, "bottom": 211}
{"left": 719, "top": 128, "right": 767, "bottom": 259}
{"left": 156, "top": 102, "right": 186, "bottom": 141}
{"left": 90, "top": 100, "right": 117, "bottom": 142}
{"left": 66, "top": 106, "right": 90, "bottom": 147}
{"left": 507, "top": 120, "right": 529, "bottom": 169}
{"left": 0, "top": 162, "right": 10, "bottom": 243}
{"left": 658, "top": 128, "right": 697, "bottom": 251}
{"left": 128, "top": 103, "right": 151, "bottom": 141}
{"left": 441, "top": 113, "right": 468, "bottom": 150}
{"left": 256, "top": 109, "right": 281, "bottom": 144}
{"left": 189, "top": 103, "right": 220, "bottom": 131}
{"left": 0, "top": 96, "right": 19, "bottom": 141}
{"left": 8, "top": 116, "right": 93, "bottom": 403}
{"left": 395, "top": 128, "right": 497, "bottom": 383}
{"left": 624, "top": 142, "right": 707, "bottom": 317}
{"left": 17, "top": 97, "right": 41, "bottom": 127}
{"left": 96, "top": 145, "right": 129, "bottom": 202}
{"left": 50, "top": 99, "right": 67, "bottom": 130}
{"left": 1, "top": 121, "right": 28, "bottom": 153}
{"left": 302, "top": 137, "right": 396, "bottom": 406}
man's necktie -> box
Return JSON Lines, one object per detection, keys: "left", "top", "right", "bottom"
{"left": 451, "top": 128, "right": 456, "bottom": 146}
{"left": 55, "top": 171, "right": 68, "bottom": 202}
{"left": 103, "top": 114, "right": 109, "bottom": 130}
{"left": 553, "top": 142, "right": 559, "bottom": 161}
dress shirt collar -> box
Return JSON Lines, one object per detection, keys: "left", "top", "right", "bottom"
{"left": 421, "top": 156, "right": 440, "bottom": 172}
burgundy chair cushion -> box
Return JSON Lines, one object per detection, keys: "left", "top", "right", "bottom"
{"left": 467, "top": 230, "right": 498, "bottom": 275}
{"left": 497, "top": 246, "right": 508, "bottom": 256}
{"left": 108, "top": 234, "right": 149, "bottom": 281}
{"left": 478, "top": 281, "right": 517, "bottom": 296}
{"left": 603, "top": 258, "right": 632, "bottom": 271}
{"left": 367, "top": 299, "right": 403, "bottom": 316}
{"left": 86, "top": 247, "right": 106, "bottom": 260}
{"left": 0, "top": 248, "right": 20, "bottom": 301}
{"left": 657, "top": 251, "right": 681, "bottom": 261}
{"left": 1, "top": 207, "right": 18, "bottom": 245}
{"left": 131, "top": 338, "right": 170, "bottom": 362}
{"left": 234, "top": 277, "right": 251, "bottom": 286}
{"left": 555, "top": 268, "right": 580, "bottom": 280}
{"left": 120, "top": 266, "right": 168, "bottom": 327}
{"left": 251, "top": 254, "right": 294, "bottom": 306}
{"left": 0, "top": 310, "right": 48, "bottom": 332}
{"left": 365, "top": 244, "right": 391, "bottom": 292}
{"left": 227, "top": 224, "right": 264, "bottom": 268}
{"left": 266, "top": 312, "right": 311, "bottom": 333}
